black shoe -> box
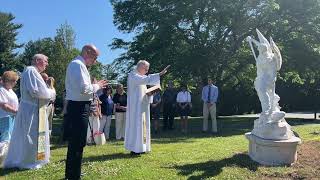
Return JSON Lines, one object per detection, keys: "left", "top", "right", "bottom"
{"left": 130, "top": 151, "right": 140, "bottom": 156}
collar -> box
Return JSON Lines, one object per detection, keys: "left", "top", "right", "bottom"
{"left": 77, "top": 55, "right": 86, "bottom": 65}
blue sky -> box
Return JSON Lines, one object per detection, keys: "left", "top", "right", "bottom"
{"left": 1, "top": 0, "right": 133, "bottom": 64}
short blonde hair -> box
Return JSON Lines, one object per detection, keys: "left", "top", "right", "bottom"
{"left": 2, "top": 71, "right": 19, "bottom": 83}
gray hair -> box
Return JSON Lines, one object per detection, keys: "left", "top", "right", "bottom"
{"left": 136, "top": 60, "right": 150, "bottom": 69}
{"left": 32, "top": 54, "right": 48, "bottom": 65}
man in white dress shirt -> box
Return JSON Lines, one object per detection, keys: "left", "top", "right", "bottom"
{"left": 64, "top": 44, "right": 107, "bottom": 180}
{"left": 125, "top": 60, "right": 169, "bottom": 155}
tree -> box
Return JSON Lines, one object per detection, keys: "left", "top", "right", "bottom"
{"left": 20, "top": 23, "right": 79, "bottom": 107}
{"left": 0, "top": 12, "right": 23, "bottom": 74}
{"left": 111, "top": 0, "right": 320, "bottom": 115}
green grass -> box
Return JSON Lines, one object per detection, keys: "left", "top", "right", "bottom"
{"left": 1, "top": 117, "right": 319, "bottom": 180}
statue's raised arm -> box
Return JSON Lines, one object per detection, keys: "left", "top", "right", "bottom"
{"left": 270, "top": 37, "right": 282, "bottom": 71}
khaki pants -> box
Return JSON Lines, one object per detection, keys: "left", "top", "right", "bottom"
{"left": 100, "top": 115, "right": 112, "bottom": 139}
{"left": 115, "top": 112, "right": 126, "bottom": 140}
{"left": 87, "top": 116, "right": 101, "bottom": 143}
{"left": 47, "top": 104, "right": 54, "bottom": 134}
{"left": 203, "top": 102, "right": 217, "bottom": 132}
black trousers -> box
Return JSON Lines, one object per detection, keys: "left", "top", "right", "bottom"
{"left": 64, "top": 101, "right": 90, "bottom": 180}
{"left": 163, "top": 103, "right": 175, "bottom": 130}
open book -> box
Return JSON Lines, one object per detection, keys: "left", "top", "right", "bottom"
{"left": 146, "top": 84, "right": 161, "bottom": 96}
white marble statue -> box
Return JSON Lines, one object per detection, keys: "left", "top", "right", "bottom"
{"left": 247, "top": 29, "right": 293, "bottom": 140}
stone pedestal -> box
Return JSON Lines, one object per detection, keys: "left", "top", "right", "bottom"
{"left": 245, "top": 132, "right": 301, "bottom": 166}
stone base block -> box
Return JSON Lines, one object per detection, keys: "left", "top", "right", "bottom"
{"left": 245, "top": 132, "right": 301, "bottom": 166}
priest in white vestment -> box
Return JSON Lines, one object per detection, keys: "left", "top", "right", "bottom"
{"left": 4, "top": 54, "right": 56, "bottom": 169}
{"left": 125, "top": 60, "right": 169, "bottom": 155}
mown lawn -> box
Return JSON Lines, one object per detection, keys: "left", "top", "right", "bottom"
{"left": 1, "top": 116, "right": 319, "bottom": 180}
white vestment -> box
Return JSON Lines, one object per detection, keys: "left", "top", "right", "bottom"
{"left": 4, "top": 66, "right": 55, "bottom": 169}
{"left": 124, "top": 71, "right": 160, "bottom": 153}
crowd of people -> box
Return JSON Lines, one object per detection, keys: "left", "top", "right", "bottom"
{"left": 149, "top": 78, "right": 219, "bottom": 134}
{"left": 0, "top": 44, "right": 219, "bottom": 179}
{"left": 85, "top": 83, "right": 127, "bottom": 145}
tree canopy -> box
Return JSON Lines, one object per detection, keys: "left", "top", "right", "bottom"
{"left": 111, "top": 0, "right": 320, "bottom": 114}
{"left": 0, "top": 12, "right": 23, "bottom": 74}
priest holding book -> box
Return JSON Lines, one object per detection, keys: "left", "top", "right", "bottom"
{"left": 125, "top": 60, "right": 169, "bottom": 155}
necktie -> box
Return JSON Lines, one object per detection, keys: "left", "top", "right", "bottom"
{"left": 207, "top": 86, "right": 211, "bottom": 103}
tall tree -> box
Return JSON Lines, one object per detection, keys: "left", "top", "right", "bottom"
{"left": 21, "top": 23, "right": 79, "bottom": 106}
{"left": 111, "top": 0, "right": 320, "bottom": 114}
{"left": 0, "top": 12, "right": 23, "bottom": 74}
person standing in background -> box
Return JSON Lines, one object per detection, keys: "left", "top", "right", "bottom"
{"left": 40, "top": 73, "right": 55, "bottom": 136}
{"left": 201, "top": 77, "right": 219, "bottom": 133}
{"left": 99, "top": 86, "right": 114, "bottom": 140}
{"left": 150, "top": 90, "right": 161, "bottom": 134}
{"left": 0, "top": 71, "right": 19, "bottom": 142}
{"left": 162, "top": 81, "right": 177, "bottom": 130}
{"left": 176, "top": 84, "right": 192, "bottom": 133}
{"left": 113, "top": 84, "right": 127, "bottom": 140}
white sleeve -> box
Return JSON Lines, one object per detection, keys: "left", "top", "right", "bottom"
{"left": 131, "top": 72, "right": 160, "bottom": 86}
{"left": 0, "top": 90, "right": 8, "bottom": 104}
{"left": 176, "top": 92, "right": 181, "bottom": 103}
{"left": 78, "top": 63, "right": 100, "bottom": 95}
{"left": 25, "top": 68, "right": 56, "bottom": 100}
{"left": 188, "top": 92, "right": 191, "bottom": 103}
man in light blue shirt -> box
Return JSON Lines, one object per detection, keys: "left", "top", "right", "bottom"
{"left": 201, "top": 78, "right": 219, "bottom": 133}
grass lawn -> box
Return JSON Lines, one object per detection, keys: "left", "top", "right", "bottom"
{"left": 0, "top": 116, "right": 319, "bottom": 179}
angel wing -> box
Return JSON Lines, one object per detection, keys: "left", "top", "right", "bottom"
{"left": 269, "top": 37, "right": 282, "bottom": 70}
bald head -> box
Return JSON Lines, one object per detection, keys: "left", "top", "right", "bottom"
{"left": 81, "top": 44, "right": 100, "bottom": 66}
{"left": 136, "top": 60, "right": 150, "bottom": 75}
{"left": 32, "top": 54, "right": 49, "bottom": 73}
{"left": 81, "top": 44, "right": 99, "bottom": 56}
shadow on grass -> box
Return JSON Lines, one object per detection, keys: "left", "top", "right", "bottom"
{"left": 171, "top": 153, "right": 259, "bottom": 180}
{"left": 151, "top": 117, "right": 254, "bottom": 144}
{"left": 0, "top": 167, "right": 28, "bottom": 177}
{"left": 153, "top": 117, "right": 320, "bottom": 141}
{"left": 51, "top": 116, "right": 320, "bottom": 146}
{"left": 82, "top": 152, "right": 137, "bottom": 163}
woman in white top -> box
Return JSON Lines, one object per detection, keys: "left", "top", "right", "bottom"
{"left": 0, "top": 71, "right": 19, "bottom": 165}
{"left": 176, "top": 84, "right": 192, "bottom": 133}
{"left": 0, "top": 71, "right": 19, "bottom": 142}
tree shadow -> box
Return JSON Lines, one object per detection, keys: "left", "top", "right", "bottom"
{"left": 286, "top": 118, "right": 320, "bottom": 126}
{"left": 50, "top": 116, "right": 320, "bottom": 145}
{"left": 152, "top": 117, "right": 320, "bottom": 143}
{"left": 171, "top": 153, "right": 259, "bottom": 180}
{"left": 82, "top": 152, "right": 138, "bottom": 163}
{"left": 50, "top": 144, "right": 67, "bottom": 150}
{"left": 151, "top": 117, "right": 255, "bottom": 143}
{"left": 0, "top": 167, "right": 28, "bottom": 177}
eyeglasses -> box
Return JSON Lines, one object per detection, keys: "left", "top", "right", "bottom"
{"left": 143, "top": 66, "right": 149, "bottom": 71}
